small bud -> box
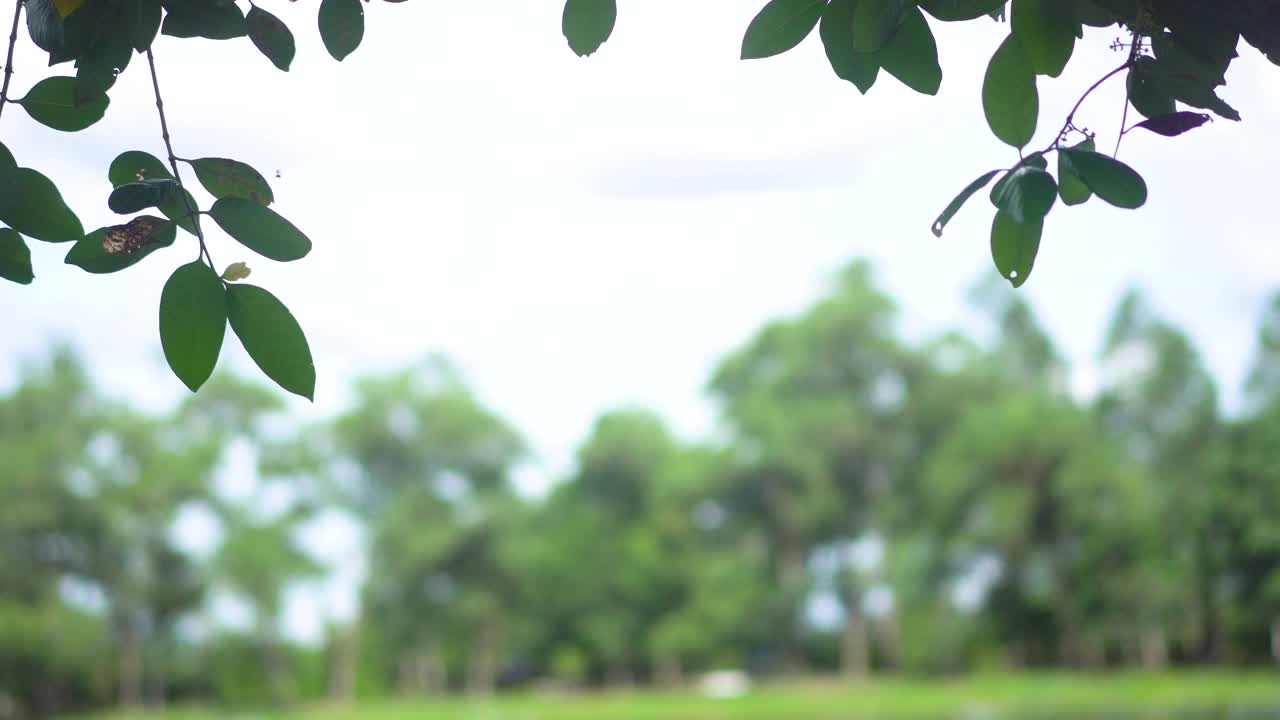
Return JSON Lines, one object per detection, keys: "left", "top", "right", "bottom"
{"left": 102, "top": 216, "right": 162, "bottom": 255}
{"left": 221, "top": 262, "right": 251, "bottom": 282}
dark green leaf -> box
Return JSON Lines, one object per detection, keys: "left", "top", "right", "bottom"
{"left": 562, "top": 0, "right": 616, "bottom": 57}
{"left": 982, "top": 34, "right": 1038, "bottom": 148}
{"left": 851, "top": 0, "right": 911, "bottom": 52}
{"left": 26, "top": 0, "right": 65, "bottom": 55}
{"left": 990, "top": 165, "right": 1057, "bottom": 224}
{"left": 0, "top": 141, "right": 17, "bottom": 201}
{"left": 209, "top": 198, "right": 311, "bottom": 262}
{"left": 319, "top": 0, "right": 364, "bottom": 61}
{"left": 1127, "top": 56, "right": 1175, "bottom": 119}
{"left": 227, "top": 284, "right": 315, "bottom": 401}
{"left": 988, "top": 153, "right": 1046, "bottom": 204}
{"left": 65, "top": 216, "right": 176, "bottom": 273}
{"left": 1059, "top": 148, "right": 1146, "bottom": 209}
{"left": 878, "top": 7, "right": 941, "bottom": 95}
{"left": 820, "top": 0, "right": 879, "bottom": 93}
{"left": 161, "top": 0, "right": 246, "bottom": 39}
{"left": 0, "top": 228, "right": 33, "bottom": 285}
{"left": 0, "top": 168, "right": 83, "bottom": 242}
{"left": 1057, "top": 138, "right": 1093, "bottom": 206}
{"left": 108, "top": 178, "right": 178, "bottom": 214}
{"left": 73, "top": 36, "right": 132, "bottom": 105}
{"left": 109, "top": 150, "right": 171, "bottom": 186}
{"left": 1011, "top": 0, "right": 1076, "bottom": 77}
{"left": 18, "top": 76, "right": 108, "bottom": 132}
{"left": 127, "top": 0, "right": 163, "bottom": 51}
{"left": 932, "top": 169, "right": 1000, "bottom": 237}
{"left": 190, "top": 157, "right": 274, "bottom": 205}
{"left": 920, "top": 0, "right": 1006, "bottom": 22}
{"left": 1075, "top": 0, "right": 1115, "bottom": 27}
{"left": 160, "top": 261, "right": 227, "bottom": 392}
{"left": 246, "top": 6, "right": 294, "bottom": 71}
{"left": 990, "top": 209, "right": 1042, "bottom": 287}
{"left": 741, "top": 0, "right": 826, "bottom": 60}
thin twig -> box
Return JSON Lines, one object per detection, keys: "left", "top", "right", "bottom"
{"left": 1114, "top": 33, "right": 1142, "bottom": 158}
{"left": 146, "top": 47, "right": 215, "bottom": 270}
{"left": 0, "top": 0, "right": 23, "bottom": 122}
{"left": 1042, "top": 61, "right": 1132, "bottom": 156}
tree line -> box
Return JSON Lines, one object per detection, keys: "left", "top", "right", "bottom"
{"left": 5, "top": 259, "right": 1280, "bottom": 717}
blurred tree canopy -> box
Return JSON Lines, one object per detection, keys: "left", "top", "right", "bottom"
{"left": 6, "top": 261, "right": 1280, "bottom": 718}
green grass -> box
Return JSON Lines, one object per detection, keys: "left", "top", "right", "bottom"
{"left": 90, "top": 672, "right": 1280, "bottom": 720}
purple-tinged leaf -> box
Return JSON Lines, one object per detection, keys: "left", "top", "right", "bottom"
{"left": 1130, "top": 111, "right": 1211, "bottom": 137}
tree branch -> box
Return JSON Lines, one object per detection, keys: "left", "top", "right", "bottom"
{"left": 1043, "top": 60, "right": 1132, "bottom": 156}
{"left": 146, "top": 47, "right": 215, "bottom": 270}
{"left": 0, "top": 0, "right": 23, "bottom": 122}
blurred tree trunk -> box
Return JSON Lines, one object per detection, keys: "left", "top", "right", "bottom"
{"left": 398, "top": 645, "right": 445, "bottom": 695}
{"left": 840, "top": 597, "right": 870, "bottom": 678}
{"left": 1270, "top": 618, "right": 1280, "bottom": 665}
{"left": 875, "top": 611, "right": 900, "bottom": 671}
{"left": 465, "top": 622, "right": 501, "bottom": 696}
{"left": 653, "top": 655, "right": 683, "bottom": 688}
{"left": 117, "top": 623, "right": 144, "bottom": 708}
{"left": 1141, "top": 625, "right": 1169, "bottom": 669}
{"left": 265, "top": 637, "right": 294, "bottom": 707}
{"left": 327, "top": 622, "right": 359, "bottom": 704}
{"left": 777, "top": 538, "right": 807, "bottom": 674}
{"left": 605, "top": 658, "right": 633, "bottom": 689}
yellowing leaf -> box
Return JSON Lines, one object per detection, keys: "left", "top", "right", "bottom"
{"left": 54, "top": 0, "right": 84, "bottom": 18}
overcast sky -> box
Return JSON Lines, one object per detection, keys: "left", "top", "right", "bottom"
{"left": 5, "top": 2, "right": 1280, "bottom": 639}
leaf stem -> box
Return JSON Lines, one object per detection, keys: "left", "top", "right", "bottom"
{"left": 0, "top": 0, "right": 23, "bottom": 123}
{"left": 1113, "top": 33, "right": 1142, "bottom": 158}
{"left": 146, "top": 47, "right": 215, "bottom": 270}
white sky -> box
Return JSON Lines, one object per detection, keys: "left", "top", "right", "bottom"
{"left": 4, "top": 3, "right": 1280, "bottom": 639}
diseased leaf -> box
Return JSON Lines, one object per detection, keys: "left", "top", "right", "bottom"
{"left": 246, "top": 6, "right": 295, "bottom": 71}
{"left": 160, "top": 261, "right": 227, "bottom": 392}
{"left": 741, "top": 0, "right": 826, "bottom": 60}
{"left": 933, "top": 169, "right": 1001, "bottom": 237}
{"left": 562, "top": 0, "right": 616, "bottom": 57}
{"left": 227, "top": 284, "right": 315, "bottom": 401}
{"left": 65, "top": 216, "right": 176, "bottom": 273}
{"left": 0, "top": 229, "right": 33, "bottom": 285}
{"left": 209, "top": 198, "right": 311, "bottom": 262}
{"left": 990, "top": 209, "right": 1042, "bottom": 287}
{"left": 191, "top": 158, "right": 274, "bottom": 205}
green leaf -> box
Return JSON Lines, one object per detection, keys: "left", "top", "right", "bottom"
{"left": 852, "top": 0, "right": 912, "bottom": 52}
{"left": 988, "top": 153, "right": 1044, "bottom": 206}
{"left": 160, "top": 261, "right": 227, "bottom": 392}
{"left": 1011, "top": 0, "right": 1076, "bottom": 77}
{"left": 990, "top": 165, "right": 1057, "bottom": 224}
{"left": 161, "top": 0, "right": 246, "bottom": 40}
{"left": 0, "top": 168, "right": 83, "bottom": 242}
{"left": 0, "top": 141, "right": 18, "bottom": 201}
{"left": 1127, "top": 56, "right": 1175, "bottom": 120}
{"left": 127, "top": 0, "right": 162, "bottom": 51}
{"left": 18, "top": 76, "right": 109, "bottom": 132}
{"left": 990, "top": 210, "right": 1042, "bottom": 288}
{"left": 1058, "top": 148, "right": 1146, "bottom": 209}
{"left": 932, "top": 169, "right": 1001, "bottom": 237}
{"left": 190, "top": 157, "right": 274, "bottom": 205}
{"left": 318, "top": 0, "right": 364, "bottom": 61}
{"left": 73, "top": 35, "right": 131, "bottom": 105}
{"left": 878, "top": 7, "right": 941, "bottom": 95}
{"left": 1057, "top": 138, "right": 1094, "bottom": 206}
{"left": 983, "top": 34, "right": 1038, "bottom": 148}
{"left": 741, "top": 0, "right": 826, "bottom": 60}
{"left": 226, "top": 284, "right": 315, "bottom": 401}
{"left": 1075, "top": 0, "right": 1116, "bottom": 27}
{"left": 0, "top": 228, "right": 33, "bottom": 285}
{"left": 108, "top": 178, "right": 178, "bottom": 214}
{"left": 820, "top": 0, "right": 879, "bottom": 93}
{"left": 26, "top": 0, "right": 65, "bottom": 55}
{"left": 562, "top": 0, "right": 616, "bottom": 58}
{"left": 65, "top": 216, "right": 176, "bottom": 273}
{"left": 920, "top": 0, "right": 1006, "bottom": 21}
{"left": 209, "top": 198, "right": 311, "bottom": 262}
{"left": 246, "top": 6, "right": 294, "bottom": 71}
{"left": 109, "top": 150, "right": 171, "bottom": 186}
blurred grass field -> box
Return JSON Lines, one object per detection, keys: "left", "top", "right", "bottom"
{"left": 88, "top": 672, "right": 1280, "bottom": 720}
